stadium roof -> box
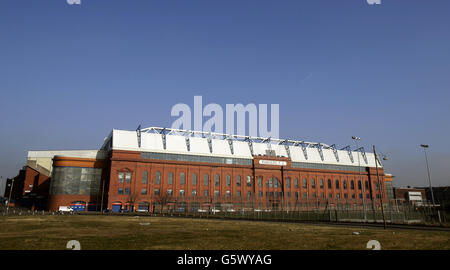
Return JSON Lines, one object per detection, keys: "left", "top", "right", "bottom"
{"left": 103, "top": 127, "right": 382, "bottom": 168}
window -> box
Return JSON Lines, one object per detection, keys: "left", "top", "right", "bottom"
{"left": 320, "top": 179, "right": 324, "bottom": 189}
{"left": 294, "top": 178, "right": 298, "bottom": 188}
{"left": 303, "top": 178, "right": 307, "bottom": 188}
{"left": 336, "top": 193, "right": 340, "bottom": 199}
{"left": 352, "top": 194, "right": 355, "bottom": 199}
{"left": 344, "top": 193, "right": 348, "bottom": 199}
{"left": 214, "top": 190, "right": 219, "bottom": 197}
{"left": 204, "top": 174, "right": 209, "bottom": 186}
{"left": 124, "top": 188, "right": 130, "bottom": 195}
{"left": 226, "top": 190, "right": 231, "bottom": 197}
{"left": 203, "top": 190, "right": 208, "bottom": 196}
{"left": 154, "top": 171, "right": 161, "bottom": 185}
{"left": 335, "top": 180, "right": 340, "bottom": 189}
{"left": 274, "top": 178, "right": 278, "bottom": 188}
{"left": 192, "top": 173, "right": 197, "bottom": 186}
{"left": 328, "top": 179, "right": 332, "bottom": 189}
{"left": 118, "top": 172, "right": 124, "bottom": 183}
{"left": 141, "top": 188, "right": 147, "bottom": 195}
{"left": 192, "top": 190, "right": 197, "bottom": 196}
{"left": 226, "top": 175, "right": 231, "bottom": 186}
{"left": 168, "top": 172, "right": 173, "bottom": 185}
{"left": 286, "top": 178, "right": 291, "bottom": 188}
{"left": 125, "top": 173, "right": 132, "bottom": 183}
{"left": 358, "top": 181, "right": 362, "bottom": 190}
{"left": 343, "top": 180, "right": 347, "bottom": 190}
{"left": 257, "top": 177, "right": 262, "bottom": 187}
{"left": 167, "top": 189, "right": 173, "bottom": 196}
{"left": 287, "top": 192, "right": 291, "bottom": 197}
{"left": 365, "top": 181, "right": 369, "bottom": 190}
{"left": 180, "top": 190, "right": 185, "bottom": 196}
{"left": 295, "top": 192, "right": 299, "bottom": 198}
{"left": 180, "top": 173, "right": 186, "bottom": 185}
{"left": 269, "top": 178, "right": 273, "bottom": 188}
{"left": 247, "top": 191, "right": 252, "bottom": 197}
{"left": 247, "top": 176, "right": 252, "bottom": 187}
{"left": 237, "top": 191, "right": 241, "bottom": 197}
{"left": 312, "top": 193, "right": 317, "bottom": 198}
{"left": 321, "top": 193, "right": 324, "bottom": 198}
{"left": 118, "top": 188, "right": 123, "bottom": 195}
{"left": 154, "top": 189, "right": 160, "bottom": 195}
{"left": 259, "top": 191, "right": 263, "bottom": 197}
{"left": 303, "top": 192, "right": 308, "bottom": 198}
{"left": 236, "top": 175, "right": 241, "bottom": 187}
{"left": 215, "top": 174, "right": 220, "bottom": 187}
{"left": 329, "top": 193, "right": 333, "bottom": 198}
{"left": 142, "top": 171, "right": 148, "bottom": 184}
{"left": 351, "top": 180, "right": 355, "bottom": 190}
{"left": 311, "top": 178, "right": 316, "bottom": 189}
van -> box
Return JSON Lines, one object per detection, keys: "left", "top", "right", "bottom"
{"left": 59, "top": 206, "right": 73, "bottom": 213}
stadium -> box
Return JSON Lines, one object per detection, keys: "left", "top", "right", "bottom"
{"left": 14, "top": 127, "right": 393, "bottom": 213}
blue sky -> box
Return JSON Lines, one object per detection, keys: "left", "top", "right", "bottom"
{"left": 0, "top": 0, "right": 449, "bottom": 193}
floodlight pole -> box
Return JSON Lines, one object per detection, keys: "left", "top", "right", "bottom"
{"left": 352, "top": 136, "right": 367, "bottom": 222}
{"left": 7, "top": 178, "right": 14, "bottom": 214}
{"left": 373, "top": 145, "right": 387, "bottom": 229}
{"left": 420, "top": 144, "right": 441, "bottom": 224}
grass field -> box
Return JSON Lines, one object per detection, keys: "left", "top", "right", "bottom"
{"left": 0, "top": 215, "right": 449, "bottom": 250}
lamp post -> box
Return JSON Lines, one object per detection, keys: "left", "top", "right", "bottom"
{"left": 352, "top": 136, "right": 367, "bottom": 222}
{"left": 420, "top": 144, "right": 441, "bottom": 224}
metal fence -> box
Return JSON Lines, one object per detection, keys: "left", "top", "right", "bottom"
{"left": 1, "top": 197, "right": 446, "bottom": 226}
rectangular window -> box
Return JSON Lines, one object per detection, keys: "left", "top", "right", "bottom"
{"left": 168, "top": 172, "right": 173, "bottom": 185}
{"left": 203, "top": 190, "right": 208, "bottom": 196}
{"left": 237, "top": 191, "right": 241, "bottom": 197}
{"left": 286, "top": 178, "right": 291, "bottom": 188}
{"left": 141, "top": 188, "right": 147, "bottom": 195}
{"left": 259, "top": 191, "right": 263, "bottom": 197}
{"left": 226, "top": 190, "right": 231, "bottom": 197}
{"left": 303, "top": 192, "right": 308, "bottom": 198}
{"left": 246, "top": 176, "right": 251, "bottom": 187}
{"left": 118, "top": 188, "right": 123, "bottom": 195}
{"left": 294, "top": 178, "right": 299, "bottom": 188}
{"left": 180, "top": 190, "right": 185, "bottom": 196}
{"left": 236, "top": 175, "right": 241, "bottom": 187}
{"left": 287, "top": 192, "right": 291, "bottom": 197}
{"left": 303, "top": 178, "right": 307, "bottom": 188}
{"left": 257, "top": 177, "right": 262, "bottom": 187}
{"left": 154, "top": 189, "right": 160, "bottom": 195}
{"left": 215, "top": 174, "right": 220, "bottom": 187}
{"left": 142, "top": 171, "right": 148, "bottom": 184}
{"left": 124, "top": 188, "right": 130, "bottom": 195}
{"left": 192, "top": 173, "right": 197, "bottom": 186}
{"left": 226, "top": 175, "right": 231, "bottom": 186}
{"left": 214, "top": 190, "right": 219, "bottom": 197}
{"left": 180, "top": 173, "right": 185, "bottom": 185}
{"left": 204, "top": 174, "right": 209, "bottom": 186}
{"left": 192, "top": 190, "right": 197, "bottom": 196}
{"left": 118, "top": 172, "right": 124, "bottom": 183}
{"left": 329, "top": 193, "right": 333, "bottom": 198}
{"left": 167, "top": 189, "right": 173, "bottom": 195}
{"left": 247, "top": 191, "right": 251, "bottom": 197}
{"left": 155, "top": 172, "right": 161, "bottom": 185}
{"left": 320, "top": 179, "right": 324, "bottom": 189}
{"left": 336, "top": 193, "right": 340, "bottom": 199}
{"left": 125, "top": 173, "right": 132, "bottom": 183}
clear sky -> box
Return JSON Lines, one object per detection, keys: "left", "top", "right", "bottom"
{"left": 0, "top": 0, "right": 449, "bottom": 194}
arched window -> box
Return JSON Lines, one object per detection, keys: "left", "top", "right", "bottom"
{"left": 236, "top": 175, "right": 241, "bottom": 186}
{"left": 328, "top": 179, "right": 332, "bottom": 189}
{"left": 192, "top": 173, "right": 197, "bottom": 186}
{"left": 343, "top": 180, "right": 347, "bottom": 190}
{"left": 335, "top": 180, "right": 340, "bottom": 189}
{"left": 180, "top": 172, "right": 186, "bottom": 185}
{"left": 204, "top": 174, "right": 209, "bottom": 186}
{"left": 303, "top": 178, "right": 307, "bottom": 188}
{"left": 311, "top": 178, "right": 316, "bottom": 189}
{"left": 351, "top": 180, "right": 355, "bottom": 190}
{"left": 226, "top": 175, "right": 231, "bottom": 186}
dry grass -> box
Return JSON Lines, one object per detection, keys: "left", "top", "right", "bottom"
{"left": 0, "top": 215, "right": 449, "bottom": 250}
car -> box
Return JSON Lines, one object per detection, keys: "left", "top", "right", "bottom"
{"left": 58, "top": 206, "right": 74, "bottom": 213}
